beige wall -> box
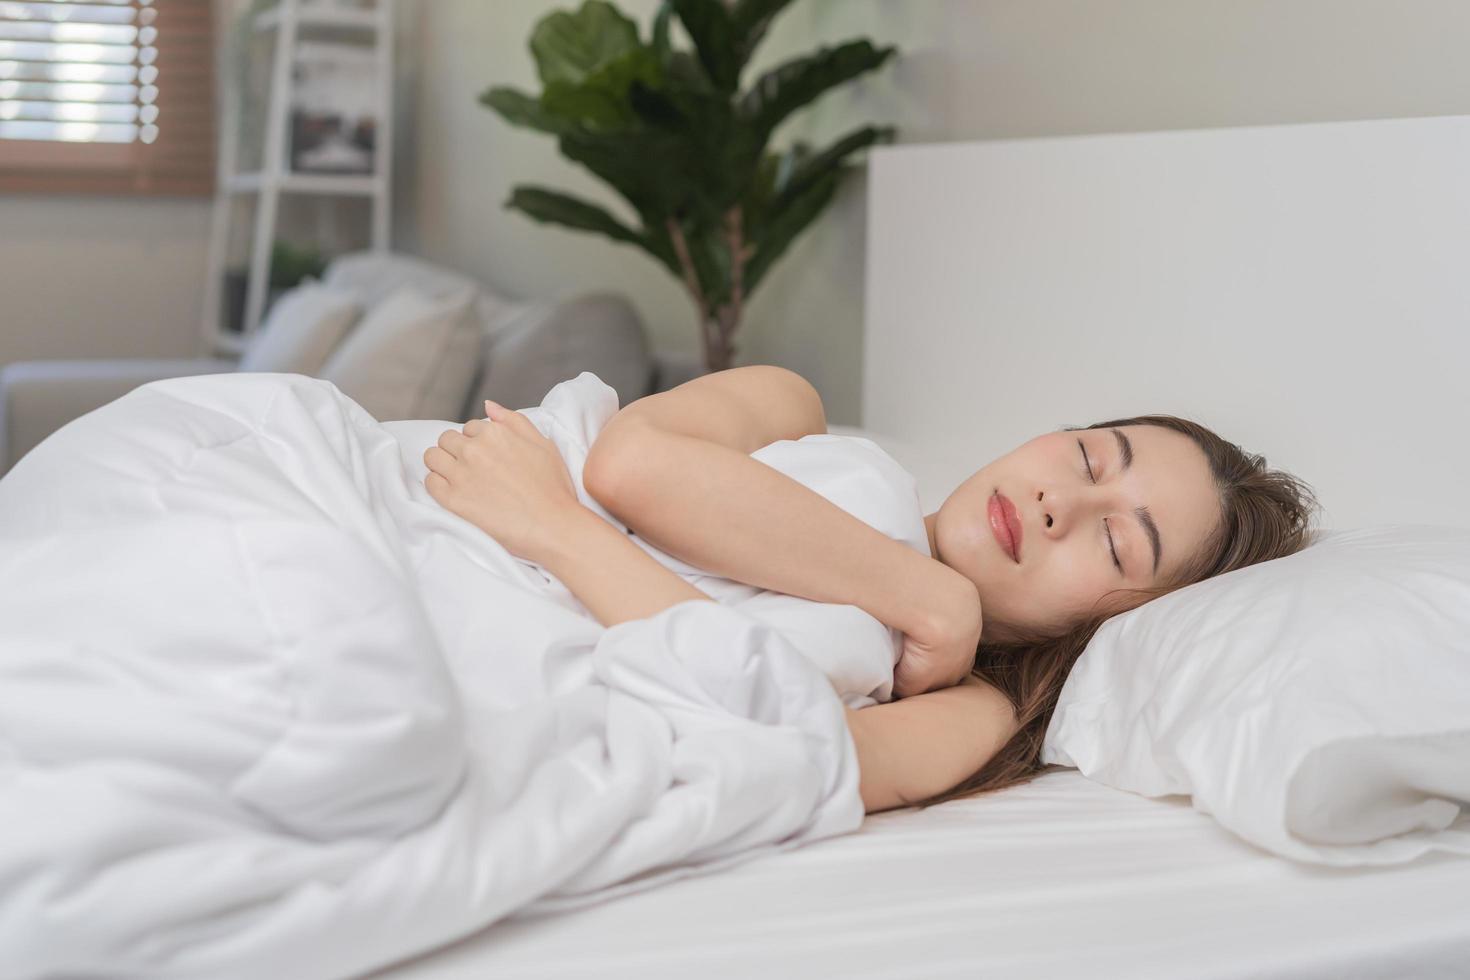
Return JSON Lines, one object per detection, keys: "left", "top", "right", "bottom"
{"left": 6, "top": 1, "right": 1470, "bottom": 420}
{"left": 400, "top": 0, "right": 1470, "bottom": 423}
{"left": 0, "top": 0, "right": 242, "bottom": 366}
{"left": 0, "top": 196, "right": 213, "bottom": 362}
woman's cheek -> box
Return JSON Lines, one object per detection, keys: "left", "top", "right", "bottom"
{"left": 1040, "top": 554, "right": 1102, "bottom": 625}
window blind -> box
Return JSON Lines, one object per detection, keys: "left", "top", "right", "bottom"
{"left": 0, "top": 0, "right": 215, "bottom": 195}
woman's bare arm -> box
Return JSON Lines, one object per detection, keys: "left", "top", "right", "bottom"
{"left": 844, "top": 675, "right": 1020, "bottom": 814}
{"left": 534, "top": 505, "right": 716, "bottom": 628}
{"left": 584, "top": 366, "right": 975, "bottom": 643}
{"left": 599, "top": 364, "right": 830, "bottom": 454}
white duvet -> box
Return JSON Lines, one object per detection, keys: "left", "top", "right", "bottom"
{"left": 0, "top": 370, "right": 932, "bottom": 980}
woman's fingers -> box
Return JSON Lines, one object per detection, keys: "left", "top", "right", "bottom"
{"left": 484, "top": 399, "right": 539, "bottom": 437}
{"left": 484, "top": 398, "right": 519, "bottom": 426}
{"left": 437, "top": 428, "right": 469, "bottom": 456}
{"left": 423, "top": 445, "right": 454, "bottom": 472}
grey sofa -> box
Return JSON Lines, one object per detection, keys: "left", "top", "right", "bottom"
{"left": 0, "top": 252, "right": 705, "bottom": 476}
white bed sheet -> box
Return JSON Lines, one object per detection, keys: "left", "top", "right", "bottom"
{"left": 367, "top": 768, "right": 1470, "bottom": 979}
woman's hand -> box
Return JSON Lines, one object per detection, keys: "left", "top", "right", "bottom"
{"left": 891, "top": 575, "right": 984, "bottom": 698}
{"left": 423, "top": 399, "right": 583, "bottom": 564}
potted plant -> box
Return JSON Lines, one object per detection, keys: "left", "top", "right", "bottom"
{"left": 482, "top": 0, "right": 897, "bottom": 373}
{"left": 224, "top": 241, "right": 329, "bottom": 334}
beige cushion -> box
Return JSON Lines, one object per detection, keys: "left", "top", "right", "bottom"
{"left": 318, "top": 284, "right": 480, "bottom": 422}
{"left": 237, "top": 279, "right": 361, "bottom": 376}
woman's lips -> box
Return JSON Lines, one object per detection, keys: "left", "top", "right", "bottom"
{"left": 987, "top": 490, "right": 1022, "bottom": 563}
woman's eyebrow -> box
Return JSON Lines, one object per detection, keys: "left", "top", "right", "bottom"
{"left": 1136, "top": 505, "right": 1162, "bottom": 575}
{"left": 1111, "top": 428, "right": 1134, "bottom": 470}
{"left": 1112, "top": 429, "right": 1161, "bottom": 574}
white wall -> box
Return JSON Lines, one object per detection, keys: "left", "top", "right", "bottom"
{"left": 863, "top": 115, "right": 1470, "bottom": 527}
{"left": 400, "top": 0, "right": 1470, "bottom": 423}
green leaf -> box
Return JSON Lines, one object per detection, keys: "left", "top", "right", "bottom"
{"left": 558, "top": 128, "right": 694, "bottom": 222}
{"left": 479, "top": 86, "right": 576, "bottom": 136}
{"left": 772, "top": 141, "right": 808, "bottom": 195}
{"left": 772, "top": 124, "right": 894, "bottom": 209}
{"left": 529, "top": 1, "right": 642, "bottom": 87}
{"left": 651, "top": 2, "right": 673, "bottom": 63}
{"left": 541, "top": 47, "right": 662, "bottom": 131}
{"left": 740, "top": 40, "right": 897, "bottom": 144}
{"left": 508, "top": 186, "right": 682, "bottom": 279}
{"left": 730, "top": 0, "right": 798, "bottom": 62}
{"left": 506, "top": 186, "right": 645, "bottom": 245}
{"left": 270, "top": 240, "right": 327, "bottom": 288}
{"left": 663, "top": 49, "right": 718, "bottom": 93}
{"left": 686, "top": 221, "right": 732, "bottom": 307}
{"left": 740, "top": 144, "right": 803, "bottom": 243}
{"left": 628, "top": 79, "right": 685, "bottom": 130}
{"left": 669, "top": 0, "right": 740, "bottom": 92}
{"left": 745, "top": 168, "right": 840, "bottom": 295}
{"left": 540, "top": 81, "right": 628, "bottom": 131}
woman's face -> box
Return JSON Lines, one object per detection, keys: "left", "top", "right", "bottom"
{"left": 925, "top": 424, "right": 1220, "bottom": 642}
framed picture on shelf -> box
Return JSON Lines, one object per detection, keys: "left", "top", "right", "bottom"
{"left": 290, "top": 40, "right": 377, "bottom": 174}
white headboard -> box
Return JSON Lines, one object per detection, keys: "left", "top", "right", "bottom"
{"left": 861, "top": 114, "right": 1470, "bottom": 529}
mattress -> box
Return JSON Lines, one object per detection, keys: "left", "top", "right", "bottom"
{"left": 367, "top": 768, "right": 1470, "bottom": 979}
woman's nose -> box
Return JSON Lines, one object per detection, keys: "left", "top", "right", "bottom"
{"left": 1038, "top": 489, "right": 1061, "bottom": 533}
{"left": 1039, "top": 486, "right": 1109, "bottom": 536}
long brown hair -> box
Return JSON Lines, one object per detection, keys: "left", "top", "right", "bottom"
{"left": 909, "top": 414, "right": 1321, "bottom": 809}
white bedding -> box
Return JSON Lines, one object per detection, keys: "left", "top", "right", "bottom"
{"left": 0, "top": 371, "right": 929, "bottom": 979}
{"left": 370, "top": 767, "right": 1470, "bottom": 980}
{"left": 354, "top": 422, "right": 1470, "bottom": 980}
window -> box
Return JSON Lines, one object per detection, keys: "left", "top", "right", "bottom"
{"left": 0, "top": 0, "right": 215, "bottom": 196}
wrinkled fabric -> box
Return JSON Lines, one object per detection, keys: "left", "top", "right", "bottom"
{"left": 0, "top": 370, "right": 929, "bottom": 979}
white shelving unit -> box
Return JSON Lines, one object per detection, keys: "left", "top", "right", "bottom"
{"left": 202, "top": 0, "right": 394, "bottom": 357}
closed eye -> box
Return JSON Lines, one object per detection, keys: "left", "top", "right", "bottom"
{"left": 1078, "top": 438, "right": 1123, "bottom": 574}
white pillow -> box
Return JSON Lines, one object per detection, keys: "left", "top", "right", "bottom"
{"left": 237, "top": 279, "right": 361, "bottom": 376}
{"left": 1042, "top": 524, "right": 1470, "bottom": 866}
{"left": 317, "top": 284, "right": 481, "bottom": 422}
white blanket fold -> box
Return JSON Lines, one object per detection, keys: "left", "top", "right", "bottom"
{"left": 0, "top": 371, "right": 881, "bottom": 980}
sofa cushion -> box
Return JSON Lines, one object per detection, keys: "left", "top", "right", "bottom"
{"left": 322, "top": 250, "right": 515, "bottom": 346}
{"left": 237, "top": 279, "right": 362, "bottom": 376}
{"left": 318, "top": 284, "right": 481, "bottom": 422}
{"left": 466, "top": 292, "right": 652, "bottom": 415}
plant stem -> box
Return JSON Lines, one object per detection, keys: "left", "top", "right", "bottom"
{"left": 665, "top": 217, "right": 715, "bottom": 369}
{"left": 708, "top": 207, "right": 747, "bottom": 372}
{"left": 724, "top": 207, "right": 745, "bottom": 351}
{"left": 665, "top": 218, "right": 707, "bottom": 315}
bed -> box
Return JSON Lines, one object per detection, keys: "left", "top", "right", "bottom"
{"left": 372, "top": 769, "right": 1470, "bottom": 979}
{"left": 376, "top": 113, "right": 1470, "bottom": 977}
{"left": 366, "top": 456, "right": 1470, "bottom": 979}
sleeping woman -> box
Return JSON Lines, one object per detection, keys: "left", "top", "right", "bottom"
{"left": 423, "top": 364, "right": 1319, "bottom": 816}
